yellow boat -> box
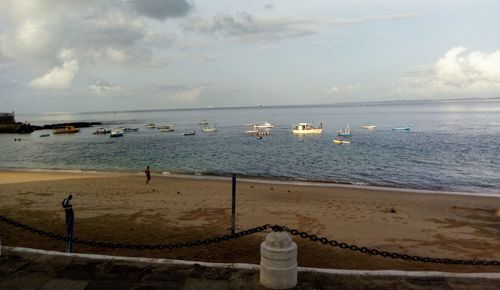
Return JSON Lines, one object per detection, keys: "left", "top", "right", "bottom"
{"left": 333, "top": 139, "right": 351, "bottom": 144}
{"left": 53, "top": 126, "right": 80, "bottom": 134}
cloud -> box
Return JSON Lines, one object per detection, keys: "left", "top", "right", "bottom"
{"left": 173, "top": 86, "right": 205, "bottom": 102}
{"left": 132, "top": 0, "right": 192, "bottom": 20}
{"left": 185, "top": 12, "right": 415, "bottom": 43}
{"left": 89, "top": 80, "right": 123, "bottom": 96}
{"left": 404, "top": 47, "right": 500, "bottom": 97}
{"left": 29, "top": 49, "right": 79, "bottom": 90}
{"left": 325, "top": 83, "right": 361, "bottom": 95}
{"left": 185, "top": 12, "right": 316, "bottom": 42}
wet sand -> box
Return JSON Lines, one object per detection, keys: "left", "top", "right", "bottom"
{"left": 0, "top": 170, "right": 499, "bottom": 272}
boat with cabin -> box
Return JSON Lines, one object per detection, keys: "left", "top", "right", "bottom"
{"left": 158, "top": 124, "right": 174, "bottom": 132}
{"left": 202, "top": 123, "right": 217, "bottom": 132}
{"left": 53, "top": 126, "right": 80, "bottom": 134}
{"left": 254, "top": 121, "right": 274, "bottom": 129}
{"left": 292, "top": 123, "right": 323, "bottom": 134}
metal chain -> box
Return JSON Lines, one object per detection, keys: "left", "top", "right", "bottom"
{"left": 272, "top": 225, "right": 500, "bottom": 266}
{"left": 2, "top": 215, "right": 499, "bottom": 266}
{"left": 0, "top": 215, "right": 269, "bottom": 250}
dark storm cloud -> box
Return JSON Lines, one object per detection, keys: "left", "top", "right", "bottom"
{"left": 132, "top": 0, "right": 192, "bottom": 20}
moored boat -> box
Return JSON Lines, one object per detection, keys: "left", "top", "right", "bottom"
{"left": 146, "top": 123, "right": 156, "bottom": 128}
{"left": 93, "top": 128, "right": 111, "bottom": 134}
{"left": 183, "top": 131, "right": 196, "bottom": 136}
{"left": 392, "top": 127, "right": 410, "bottom": 131}
{"left": 198, "top": 120, "right": 209, "bottom": 125}
{"left": 110, "top": 129, "right": 124, "bottom": 137}
{"left": 292, "top": 123, "right": 323, "bottom": 134}
{"left": 53, "top": 126, "right": 80, "bottom": 134}
{"left": 333, "top": 139, "right": 351, "bottom": 144}
{"left": 254, "top": 121, "right": 274, "bottom": 129}
{"left": 361, "top": 124, "right": 376, "bottom": 130}
{"left": 123, "top": 127, "right": 139, "bottom": 132}
{"left": 337, "top": 124, "right": 352, "bottom": 137}
{"left": 202, "top": 123, "right": 217, "bottom": 132}
{"left": 158, "top": 124, "right": 174, "bottom": 132}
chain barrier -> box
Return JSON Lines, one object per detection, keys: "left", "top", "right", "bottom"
{"left": 0, "top": 215, "right": 269, "bottom": 250}
{"left": 271, "top": 225, "right": 500, "bottom": 266}
{"left": 2, "top": 215, "right": 499, "bottom": 266}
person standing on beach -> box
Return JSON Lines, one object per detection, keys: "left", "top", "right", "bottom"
{"left": 61, "top": 194, "right": 74, "bottom": 252}
{"left": 145, "top": 166, "right": 151, "bottom": 184}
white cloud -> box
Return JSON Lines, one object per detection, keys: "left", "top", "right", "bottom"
{"left": 29, "top": 49, "right": 79, "bottom": 90}
{"left": 326, "top": 83, "right": 361, "bottom": 95}
{"left": 173, "top": 86, "right": 205, "bottom": 102}
{"left": 89, "top": 79, "right": 123, "bottom": 96}
{"left": 404, "top": 47, "right": 500, "bottom": 97}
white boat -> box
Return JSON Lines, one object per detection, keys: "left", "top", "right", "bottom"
{"left": 198, "top": 120, "right": 209, "bottom": 125}
{"left": 93, "top": 128, "right": 111, "bottom": 134}
{"left": 110, "top": 129, "right": 124, "bottom": 137}
{"left": 361, "top": 125, "right": 376, "bottom": 130}
{"left": 146, "top": 123, "right": 156, "bottom": 128}
{"left": 333, "top": 139, "right": 351, "bottom": 144}
{"left": 292, "top": 123, "right": 323, "bottom": 134}
{"left": 202, "top": 123, "right": 217, "bottom": 132}
{"left": 254, "top": 121, "right": 274, "bottom": 129}
{"left": 245, "top": 124, "right": 271, "bottom": 135}
{"left": 158, "top": 124, "right": 174, "bottom": 132}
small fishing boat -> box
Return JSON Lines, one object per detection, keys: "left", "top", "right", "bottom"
{"left": 392, "top": 127, "right": 410, "bottom": 131}
{"left": 245, "top": 124, "right": 271, "bottom": 135}
{"left": 361, "top": 124, "right": 376, "bottom": 130}
{"left": 53, "top": 126, "right": 80, "bottom": 134}
{"left": 202, "top": 123, "right": 217, "bottom": 132}
{"left": 292, "top": 123, "right": 323, "bottom": 134}
{"left": 337, "top": 124, "right": 352, "bottom": 137}
{"left": 183, "top": 131, "right": 196, "bottom": 136}
{"left": 123, "top": 127, "right": 139, "bottom": 132}
{"left": 39, "top": 133, "right": 50, "bottom": 137}
{"left": 254, "top": 121, "right": 274, "bottom": 129}
{"left": 198, "top": 120, "right": 209, "bottom": 125}
{"left": 93, "top": 128, "right": 111, "bottom": 134}
{"left": 146, "top": 123, "right": 156, "bottom": 128}
{"left": 158, "top": 124, "right": 174, "bottom": 132}
{"left": 110, "top": 129, "right": 124, "bottom": 137}
{"left": 333, "top": 139, "right": 351, "bottom": 144}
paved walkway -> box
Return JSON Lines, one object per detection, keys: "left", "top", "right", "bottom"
{"left": 1, "top": 247, "right": 499, "bottom": 289}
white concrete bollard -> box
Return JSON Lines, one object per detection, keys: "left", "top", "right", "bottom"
{"left": 260, "top": 230, "right": 298, "bottom": 289}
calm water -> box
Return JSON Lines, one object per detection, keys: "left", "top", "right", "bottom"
{"left": 2, "top": 100, "right": 500, "bottom": 194}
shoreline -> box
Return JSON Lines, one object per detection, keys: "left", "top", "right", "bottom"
{"left": 1, "top": 168, "right": 499, "bottom": 198}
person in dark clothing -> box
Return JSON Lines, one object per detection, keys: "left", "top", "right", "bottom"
{"left": 145, "top": 166, "right": 151, "bottom": 184}
{"left": 62, "top": 194, "right": 74, "bottom": 252}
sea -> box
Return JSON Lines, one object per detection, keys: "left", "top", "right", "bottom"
{"left": 1, "top": 99, "right": 500, "bottom": 195}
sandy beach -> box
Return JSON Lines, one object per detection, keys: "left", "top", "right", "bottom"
{"left": 0, "top": 170, "right": 499, "bottom": 272}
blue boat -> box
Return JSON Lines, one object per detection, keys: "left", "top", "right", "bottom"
{"left": 337, "top": 124, "right": 352, "bottom": 137}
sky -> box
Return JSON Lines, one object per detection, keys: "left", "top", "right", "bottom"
{"left": 1, "top": 0, "right": 500, "bottom": 113}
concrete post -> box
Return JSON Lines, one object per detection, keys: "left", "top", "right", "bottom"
{"left": 260, "top": 230, "right": 298, "bottom": 289}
